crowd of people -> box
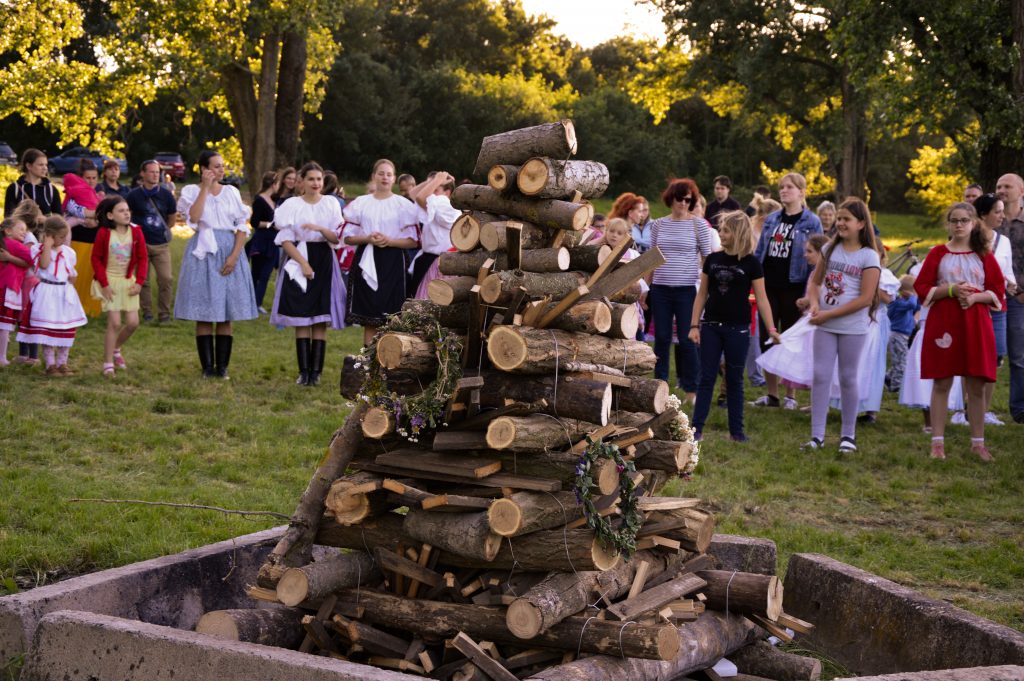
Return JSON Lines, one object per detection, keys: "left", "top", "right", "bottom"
{"left": 1, "top": 147, "right": 1020, "bottom": 460}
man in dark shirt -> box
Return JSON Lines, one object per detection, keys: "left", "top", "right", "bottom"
{"left": 705, "top": 175, "right": 742, "bottom": 229}
{"left": 127, "top": 160, "right": 177, "bottom": 322}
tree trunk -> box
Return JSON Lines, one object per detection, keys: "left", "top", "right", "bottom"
{"left": 488, "top": 164, "right": 519, "bottom": 192}
{"left": 220, "top": 62, "right": 259, "bottom": 185}
{"left": 836, "top": 72, "right": 867, "bottom": 200}
{"left": 445, "top": 527, "right": 620, "bottom": 572}
{"left": 473, "top": 120, "right": 577, "bottom": 177}
{"left": 255, "top": 34, "right": 280, "bottom": 185}
{"left": 611, "top": 409, "right": 682, "bottom": 441}
{"left": 480, "top": 270, "right": 585, "bottom": 304}
{"left": 403, "top": 508, "right": 503, "bottom": 563}
{"left": 566, "top": 244, "right": 611, "bottom": 271}
{"left": 480, "top": 220, "right": 550, "bottom": 251}
{"left": 486, "top": 414, "right": 603, "bottom": 452}
{"left": 614, "top": 378, "right": 669, "bottom": 414}
{"left": 487, "top": 326, "right": 657, "bottom": 375}
{"left": 439, "top": 248, "right": 569, "bottom": 276}
{"left": 452, "top": 184, "right": 593, "bottom": 231}
{"left": 728, "top": 640, "right": 822, "bottom": 681}
{"left": 324, "top": 472, "right": 388, "bottom": 525}
{"left": 274, "top": 30, "right": 306, "bottom": 168}
{"left": 196, "top": 608, "right": 304, "bottom": 648}
{"left": 275, "top": 551, "right": 380, "bottom": 607}
{"left": 695, "top": 570, "right": 783, "bottom": 621}
{"left": 487, "top": 490, "right": 582, "bottom": 537}
{"left": 451, "top": 211, "right": 503, "bottom": 252}
{"left": 427, "top": 276, "right": 477, "bottom": 306}
{"left": 477, "top": 372, "right": 613, "bottom": 425}
{"left": 517, "top": 158, "right": 610, "bottom": 199}
{"left": 361, "top": 406, "right": 396, "bottom": 439}
{"left": 400, "top": 299, "right": 470, "bottom": 329}
{"left": 606, "top": 302, "right": 640, "bottom": 340}
{"left": 543, "top": 299, "right": 612, "bottom": 334}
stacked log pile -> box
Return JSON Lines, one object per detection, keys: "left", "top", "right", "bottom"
{"left": 196, "top": 121, "right": 820, "bottom": 680}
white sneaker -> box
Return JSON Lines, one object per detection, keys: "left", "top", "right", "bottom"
{"left": 751, "top": 395, "right": 780, "bottom": 407}
{"left": 801, "top": 437, "right": 824, "bottom": 450}
{"left": 783, "top": 396, "right": 798, "bottom": 410}
{"left": 984, "top": 412, "right": 1005, "bottom": 426}
{"left": 950, "top": 411, "right": 968, "bottom": 426}
{"left": 258, "top": 306, "right": 269, "bottom": 315}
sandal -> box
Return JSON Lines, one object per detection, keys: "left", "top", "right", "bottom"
{"left": 102, "top": 363, "right": 115, "bottom": 377}
{"left": 929, "top": 440, "right": 945, "bottom": 460}
{"left": 971, "top": 443, "right": 994, "bottom": 463}
{"left": 113, "top": 349, "right": 127, "bottom": 370}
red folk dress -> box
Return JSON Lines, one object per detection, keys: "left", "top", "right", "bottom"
{"left": 913, "top": 244, "right": 1004, "bottom": 382}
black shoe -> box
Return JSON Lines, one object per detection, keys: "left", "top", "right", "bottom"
{"left": 857, "top": 412, "right": 877, "bottom": 424}
{"left": 716, "top": 393, "right": 727, "bottom": 408}
{"left": 196, "top": 335, "right": 215, "bottom": 377}
{"left": 214, "top": 334, "right": 233, "bottom": 379}
{"left": 1013, "top": 412, "right": 1024, "bottom": 425}
{"left": 295, "top": 338, "right": 311, "bottom": 386}
{"left": 143, "top": 312, "right": 154, "bottom": 323}
{"left": 309, "top": 339, "right": 326, "bottom": 386}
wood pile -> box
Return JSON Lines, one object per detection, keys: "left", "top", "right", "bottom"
{"left": 195, "top": 121, "right": 820, "bottom": 680}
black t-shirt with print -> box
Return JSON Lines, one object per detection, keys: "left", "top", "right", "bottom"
{"left": 701, "top": 251, "right": 763, "bottom": 325}
{"left": 763, "top": 210, "right": 800, "bottom": 287}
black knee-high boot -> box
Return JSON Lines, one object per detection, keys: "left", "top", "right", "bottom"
{"left": 295, "top": 337, "right": 311, "bottom": 385}
{"left": 196, "top": 335, "right": 215, "bottom": 377}
{"left": 309, "top": 339, "right": 326, "bottom": 386}
{"left": 214, "top": 334, "right": 233, "bottom": 379}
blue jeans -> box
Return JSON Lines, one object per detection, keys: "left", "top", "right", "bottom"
{"left": 1007, "top": 298, "right": 1024, "bottom": 419}
{"left": 650, "top": 284, "right": 699, "bottom": 392}
{"left": 692, "top": 322, "right": 750, "bottom": 436}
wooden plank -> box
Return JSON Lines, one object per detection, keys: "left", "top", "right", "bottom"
{"left": 635, "top": 496, "right": 703, "bottom": 511}
{"left": 298, "top": 593, "right": 337, "bottom": 654}
{"left": 502, "top": 649, "right": 563, "bottom": 671}
{"left": 583, "top": 234, "right": 631, "bottom": 288}
{"left": 408, "top": 545, "right": 434, "bottom": 599}
{"left": 353, "top": 462, "right": 562, "bottom": 492}
{"left": 609, "top": 428, "right": 653, "bottom": 448}
{"left": 375, "top": 547, "right": 444, "bottom": 589}
{"left": 382, "top": 478, "right": 432, "bottom": 503}
{"left": 627, "top": 560, "right": 652, "bottom": 599}
{"left": 521, "top": 298, "right": 548, "bottom": 326}
{"left": 635, "top": 535, "right": 682, "bottom": 551}
{"left": 336, "top": 614, "right": 410, "bottom": 658}
{"left": 423, "top": 493, "right": 493, "bottom": 511}
{"left": 536, "top": 285, "right": 587, "bottom": 329}
{"left": 777, "top": 611, "right": 815, "bottom": 634}
{"left": 569, "top": 423, "right": 618, "bottom": 455}
{"left": 450, "top": 632, "right": 518, "bottom": 681}
{"left": 606, "top": 573, "right": 707, "bottom": 621}
{"left": 375, "top": 451, "right": 502, "bottom": 479}
{"left": 752, "top": 614, "right": 794, "bottom": 642}
{"left": 582, "top": 246, "right": 666, "bottom": 302}
{"left": 582, "top": 371, "right": 633, "bottom": 387}
{"left": 432, "top": 431, "right": 490, "bottom": 451}
{"left": 506, "top": 223, "right": 522, "bottom": 271}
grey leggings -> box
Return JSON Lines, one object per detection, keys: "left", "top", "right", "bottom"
{"left": 812, "top": 330, "right": 865, "bottom": 441}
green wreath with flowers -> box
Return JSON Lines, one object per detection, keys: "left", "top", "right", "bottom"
{"left": 573, "top": 437, "right": 643, "bottom": 559}
{"left": 355, "top": 308, "right": 464, "bottom": 443}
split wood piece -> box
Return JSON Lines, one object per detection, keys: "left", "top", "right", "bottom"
{"left": 487, "top": 164, "right": 520, "bottom": 194}
{"left": 276, "top": 550, "right": 380, "bottom": 607}
{"left": 609, "top": 428, "right": 653, "bottom": 448}
{"left": 445, "top": 527, "right": 620, "bottom": 572}
{"left": 365, "top": 656, "right": 426, "bottom": 674}
{"left": 450, "top": 398, "right": 547, "bottom": 431}
{"left": 334, "top": 589, "right": 677, "bottom": 661}
{"left": 404, "top": 508, "right": 503, "bottom": 563}
{"left": 696, "top": 570, "right": 784, "bottom": 622}
{"left": 451, "top": 632, "right": 519, "bottom": 681}
{"left": 503, "top": 649, "right": 564, "bottom": 671}
{"left": 480, "top": 270, "right": 585, "bottom": 305}
{"left": 472, "top": 120, "right": 577, "bottom": 178}
{"left": 477, "top": 373, "right": 612, "bottom": 426}
{"left": 452, "top": 184, "right": 593, "bottom": 232}
{"left": 245, "top": 586, "right": 279, "bottom": 602}
{"left": 333, "top": 613, "right": 411, "bottom": 658}
{"left": 256, "top": 403, "right": 368, "bottom": 588}
{"left": 381, "top": 478, "right": 433, "bottom": 505}
{"left": 517, "top": 157, "right": 610, "bottom": 200}
{"left": 486, "top": 414, "right": 603, "bottom": 453}
{"left": 340, "top": 355, "right": 422, "bottom": 400}
{"left": 423, "top": 493, "right": 493, "bottom": 511}
{"left": 606, "top": 573, "right": 707, "bottom": 621}
{"left": 488, "top": 326, "right": 657, "bottom": 375}
{"left": 324, "top": 473, "right": 389, "bottom": 526}
{"left": 581, "top": 246, "right": 665, "bottom": 303}
{"left": 353, "top": 461, "right": 562, "bottom": 492}
{"left": 665, "top": 599, "right": 704, "bottom": 621}
{"left": 727, "top": 639, "right": 822, "bottom": 681}
{"left": 480, "top": 220, "right": 549, "bottom": 252}
{"left": 536, "top": 285, "right": 587, "bottom": 329}
{"left": 752, "top": 613, "right": 794, "bottom": 642}
{"left": 648, "top": 507, "right": 716, "bottom": 554}
{"left": 542, "top": 298, "right": 612, "bottom": 335}
{"left": 195, "top": 608, "right": 305, "bottom": 648}
{"left": 361, "top": 406, "right": 396, "bottom": 439}
{"left": 439, "top": 249, "right": 570, "bottom": 277}
{"left": 376, "top": 451, "right": 502, "bottom": 479}
{"left": 452, "top": 211, "right": 501, "bottom": 253}
{"left": 374, "top": 546, "right": 444, "bottom": 591}
{"left": 614, "top": 378, "right": 669, "bottom": 414}
{"left": 299, "top": 593, "right": 338, "bottom": 654}
{"left": 486, "top": 490, "right": 582, "bottom": 537}
{"left": 401, "top": 299, "right": 471, "bottom": 329}
{"left": 645, "top": 553, "right": 717, "bottom": 591}
{"left": 628, "top": 560, "right": 653, "bottom": 600}
{"left": 635, "top": 497, "right": 702, "bottom": 512}
{"left": 609, "top": 281, "right": 643, "bottom": 305}
{"left": 583, "top": 235, "right": 632, "bottom": 289}
{"left": 605, "top": 301, "right": 640, "bottom": 339}
{"left": 635, "top": 536, "right": 681, "bottom": 552}
{"left": 429, "top": 276, "right": 479, "bottom": 306}
{"left": 776, "top": 612, "right": 814, "bottom": 634}
{"left": 566, "top": 244, "right": 611, "bottom": 272}
{"left": 524, "top": 610, "right": 760, "bottom": 681}
{"left": 432, "top": 430, "right": 490, "bottom": 451}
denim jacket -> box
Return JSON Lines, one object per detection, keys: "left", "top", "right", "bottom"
{"left": 754, "top": 208, "right": 823, "bottom": 284}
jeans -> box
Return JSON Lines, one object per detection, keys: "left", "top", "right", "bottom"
{"left": 1007, "top": 298, "right": 1024, "bottom": 418}
{"left": 650, "top": 284, "right": 699, "bottom": 392}
{"left": 692, "top": 322, "right": 750, "bottom": 436}
{"left": 140, "top": 242, "right": 173, "bottom": 319}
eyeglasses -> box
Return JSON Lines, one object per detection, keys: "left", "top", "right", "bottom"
{"left": 947, "top": 218, "right": 973, "bottom": 225}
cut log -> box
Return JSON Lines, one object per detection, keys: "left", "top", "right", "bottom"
{"left": 479, "top": 220, "right": 550, "bottom": 251}
{"left": 479, "top": 270, "right": 585, "bottom": 305}
{"left": 487, "top": 164, "right": 520, "bottom": 194}
{"left": 439, "top": 249, "right": 570, "bottom": 276}
{"left": 517, "top": 158, "right": 610, "bottom": 200}
{"left": 488, "top": 326, "right": 657, "bottom": 375}
{"left": 445, "top": 527, "right": 620, "bottom": 572}
{"left": 196, "top": 608, "right": 305, "bottom": 648}
{"left": 353, "top": 460, "right": 562, "bottom": 492}
{"left": 696, "top": 570, "right": 784, "bottom": 622}
{"left": 606, "top": 302, "right": 640, "bottom": 340}
{"left": 728, "top": 640, "right": 822, "bottom": 681}
{"left": 605, "top": 573, "right": 707, "bottom": 621}
{"left": 525, "top": 611, "right": 760, "bottom": 681}
{"left": 450, "top": 212, "right": 488, "bottom": 253}
{"left": 403, "top": 508, "right": 503, "bottom": 563}
{"left": 612, "top": 409, "right": 683, "bottom": 441}
{"left": 452, "top": 184, "right": 593, "bottom": 232}
{"left": 487, "top": 491, "right": 582, "bottom": 537}
{"left": 486, "top": 414, "right": 602, "bottom": 452}
{"left": 632, "top": 440, "right": 695, "bottom": 474}
{"left": 340, "top": 355, "right": 422, "bottom": 400}
{"left": 581, "top": 247, "right": 666, "bottom": 302}
{"left": 651, "top": 508, "right": 715, "bottom": 553}
{"left": 324, "top": 473, "right": 388, "bottom": 525}
{"left": 334, "top": 589, "right": 677, "bottom": 661}
{"left": 478, "top": 373, "right": 612, "bottom": 426}
{"left": 566, "top": 244, "right": 611, "bottom": 271}
{"left": 428, "top": 276, "right": 477, "bottom": 306}
{"left": 472, "top": 120, "right": 577, "bottom": 177}
{"left": 541, "top": 299, "right": 612, "bottom": 335}
{"left": 377, "top": 332, "right": 436, "bottom": 374}
{"left": 614, "top": 378, "right": 669, "bottom": 414}
{"left": 400, "top": 299, "right": 470, "bottom": 329}
{"left": 361, "top": 407, "right": 396, "bottom": 439}
{"left": 276, "top": 551, "right": 381, "bottom": 607}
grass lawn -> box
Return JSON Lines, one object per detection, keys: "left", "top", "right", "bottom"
{"left": 1, "top": 218, "right": 1021, "bottom": 645}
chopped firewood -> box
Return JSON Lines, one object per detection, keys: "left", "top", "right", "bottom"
{"left": 627, "top": 560, "right": 652, "bottom": 599}
{"left": 450, "top": 632, "right": 530, "bottom": 681}
{"left": 606, "top": 573, "right": 707, "bottom": 621}
{"left": 776, "top": 611, "right": 815, "bottom": 634}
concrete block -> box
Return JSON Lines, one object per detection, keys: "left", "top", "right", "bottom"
{"left": 834, "top": 666, "right": 1024, "bottom": 681}
{"left": 710, "top": 533, "right": 777, "bottom": 575}
{"left": 784, "top": 553, "right": 1024, "bottom": 675}
{"left": 20, "top": 610, "right": 419, "bottom": 681}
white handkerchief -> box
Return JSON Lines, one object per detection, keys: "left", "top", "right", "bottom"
{"left": 191, "top": 227, "right": 219, "bottom": 260}
{"left": 360, "top": 244, "right": 378, "bottom": 291}
{"left": 283, "top": 242, "right": 310, "bottom": 292}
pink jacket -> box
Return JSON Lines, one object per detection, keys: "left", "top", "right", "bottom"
{"left": 0, "top": 237, "right": 32, "bottom": 293}
{"left": 61, "top": 173, "right": 101, "bottom": 213}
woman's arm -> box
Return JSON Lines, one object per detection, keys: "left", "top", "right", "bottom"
{"left": 345, "top": 234, "right": 372, "bottom": 246}
{"left": 805, "top": 259, "right": 825, "bottom": 317}
{"left": 752, "top": 278, "right": 781, "bottom": 343}
{"left": 281, "top": 241, "right": 313, "bottom": 278}
{"left": 811, "top": 267, "right": 881, "bottom": 324}
{"left": 687, "top": 273, "right": 710, "bottom": 344}
{"left": 305, "top": 223, "right": 340, "bottom": 244}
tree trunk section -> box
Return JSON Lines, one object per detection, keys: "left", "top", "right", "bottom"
{"left": 653, "top": 508, "right": 716, "bottom": 553}
{"left": 473, "top": 120, "right": 577, "bottom": 177}
{"left": 452, "top": 184, "right": 593, "bottom": 231}
{"left": 615, "top": 378, "right": 669, "bottom": 414}
{"left": 605, "top": 302, "right": 640, "bottom": 339}
{"left": 566, "top": 244, "right": 611, "bottom": 272}
{"left": 403, "top": 508, "right": 502, "bottom": 563}
{"left": 728, "top": 640, "right": 822, "bottom": 681}
{"left": 486, "top": 414, "right": 603, "bottom": 452}
{"left": 220, "top": 62, "right": 259, "bottom": 185}
{"left": 274, "top": 31, "right": 306, "bottom": 167}
{"left": 480, "top": 220, "right": 550, "bottom": 251}
{"left": 275, "top": 551, "right": 380, "bottom": 607}
{"left": 400, "top": 299, "right": 470, "bottom": 329}
{"left": 196, "top": 607, "right": 304, "bottom": 648}
{"left": 480, "top": 270, "right": 585, "bottom": 304}
{"left": 376, "top": 332, "right": 435, "bottom": 374}
{"left": 517, "top": 158, "right": 610, "bottom": 200}
{"left": 487, "top": 326, "right": 657, "bottom": 375}
{"left": 695, "top": 570, "right": 783, "bottom": 621}
{"left": 324, "top": 472, "right": 388, "bottom": 525}
{"left": 444, "top": 527, "right": 620, "bottom": 572}
{"left": 361, "top": 406, "right": 396, "bottom": 439}
{"left": 488, "top": 164, "right": 519, "bottom": 192}
{"left": 487, "top": 490, "right": 582, "bottom": 537}
{"left": 439, "top": 248, "right": 569, "bottom": 276}
{"left": 543, "top": 299, "right": 612, "bottom": 334}
{"left": 478, "top": 372, "right": 613, "bottom": 425}
{"left": 836, "top": 72, "right": 867, "bottom": 200}
{"left": 451, "top": 211, "right": 501, "bottom": 252}
{"left": 632, "top": 439, "right": 693, "bottom": 473}
{"left": 427, "top": 276, "right": 476, "bottom": 306}
{"left": 341, "top": 355, "right": 422, "bottom": 400}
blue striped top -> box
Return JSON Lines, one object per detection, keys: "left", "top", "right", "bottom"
{"left": 651, "top": 217, "right": 715, "bottom": 286}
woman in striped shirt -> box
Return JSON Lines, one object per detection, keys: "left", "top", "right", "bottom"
{"left": 648, "top": 178, "right": 716, "bottom": 402}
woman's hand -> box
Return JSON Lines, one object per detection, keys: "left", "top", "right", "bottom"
{"left": 200, "top": 167, "right": 217, "bottom": 189}
{"left": 369, "top": 232, "right": 390, "bottom": 247}
{"left": 769, "top": 329, "right": 783, "bottom": 345}
{"left": 128, "top": 283, "right": 141, "bottom": 296}
{"left": 809, "top": 308, "right": 829, "bottom": 325}
{"left": 796, "top": 296, "right": 810, "bottom": 311}
{"left": 301, "top": 262, "right": 314, "bottom": 279}
{"left": 101, "top": 285, "right": 114, "bottom": 302}
{"left": 43, "top": 234, "right": 54, "bottom": 249}
{"left": 220, "top": 254, "right": 237, "bottom": 276}
{"left": 687, "top": 327, "right": 700, "bottom": 344}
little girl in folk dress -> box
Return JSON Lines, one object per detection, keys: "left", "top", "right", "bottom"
{"left": 0, "top": 217, "right": 33, "bottom": 365}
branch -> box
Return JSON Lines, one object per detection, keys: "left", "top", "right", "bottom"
{"left": 67, "top": 498, "right": 290, "bottom": 521}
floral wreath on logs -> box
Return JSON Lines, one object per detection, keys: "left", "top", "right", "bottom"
{"left": 573, "top": 437, "right": 643, "bottom": 558}
{"left": 665, "top": 394, "right": 700, "bottom": 480}
{"left": 356, "top": 308, "right": 464, "bottom": 443}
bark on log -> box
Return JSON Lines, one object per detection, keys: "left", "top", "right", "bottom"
{"left": 606, "top": 302, "right": 640, "bottom": 340}
{"left": 632, "top": 439, "right": 694, "bottom": 473}
{"left": 315, "top": 512, "right": 409, "bottom": 553}
{"left": 566, "top": 244, "right": 611, "bottom": 271}
{"left": 341, "top": 355, "right": 420, "bottom": 400}
{"left": 610, "top": 281, "right": 642, "bottom": 304}
{"left": 517, "top": 158, "right": 610, "bottom": 200}
{"left": 488, "top": 326, "right": 657, "bottom": 375}
{"left": 542, "top": 299, "right": 612, "bottom": 334}
{"left": 487, "top": 164, "right": 519, "bottom": 192}
{"left": 333, "top": 588, "right": 678, "bottom": 661}
{"left": 276, "top": 551, "right": 380, "bottom": 607}
{"left": 479, "top": 220, "right": 550, "bottom": 252}
{"left": 525, "top": 611, "right": 760, "bottom": 681}
{"left": 614, "top": 378, "right": 669, "bottom": 414}
{"left": 446, "top": 527, "right": 620, "bottom": 572}
{"left": 487, "top": 490, "right": 582, "bottom": 537}
{"left": 427, "top": 276, "right": 477, "bottom": 306}
{"left": 611, "top": 409, "right": 682, "bottom": 441}
{"left": 728, "top": 640, "right": 822, "bottom": 681}
{"left": 480, "top": 270, "right": 585, "bottom": 305}
{"left": 377, "top": 332, "right": 436, "bottom": 374}
{"left": 439, "top": 249, "right": 570, "bottom": 276}
{"left": 324, "top": 472, "right": 388, "bottom": 525}
{"left": 478, "top": 372, "right": 612, "bottom": 425}
{"left": 403, "top": 508, "right": 501, "bottom": 563}
{"left": 257, "top": 403, "right": 367, "bottom": 588}
{"left": 654, "top": 508, "right": 716, "bottom": 553}
{"left": 452, "top": 184, "right": 593, "bottom": 232}
{"left": 196, "top": 608, "right": 305, "bottom": 648}
{"left": 472, "top": 120, "right": 577, "bottom": 178}
{"left": 451, "top": 211, "right": 502, "bottom": 253}
{"left": 400, "top": 299, "right": 470, "bottom": 329}
{"left": 486, "top": 414, "right": 603, "bottom": 452}
{"left": 696, "top": 570, "right": 783, "bottom": 622}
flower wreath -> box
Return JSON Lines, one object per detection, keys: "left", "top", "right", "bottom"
{"left": 573, "top": 437, "right": 643, "bottom": 558}
{"left": 665, "top": 394, "right": 700, "bottom": 479}
{"left": 356, "top": 308, "right": 464, "bottom": 442}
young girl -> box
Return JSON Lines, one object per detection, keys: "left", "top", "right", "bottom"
{"left": 91, "top": 196, "right": 148, "bottom": 376}
{"left": 344, "top": 159, "right": 420, "bottom": 347}
{"left": 915, "top": 202, "right": 1004, "bottom": 461}
{"left": 16, "top": 216, "right": 87, "bottom": 374}
{"left": 689, "top": 211, "right": 781, "bottom": 441}
{"left": 0, "top": 218, "right": 33, "bottom": 365}
{"left": 271, "top": 162, "right": 346, "bottom": 386}
{"left": 803, "top": 198, "right": 881, "bottom": 452}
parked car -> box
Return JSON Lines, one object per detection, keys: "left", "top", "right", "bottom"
{"left": 47, "top": 147, "right": 128, "bottom": 176}
{"left": 0, "top": 141, "right": 16, "bottom": 166}
{"left": 154, "top": 152, "right": 186, "bottom": 180}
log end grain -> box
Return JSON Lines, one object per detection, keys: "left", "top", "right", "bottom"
{"left": 767, "top": 575, "right": 784, "bottom": 621}
{"left": 486, "top": 416, "right": 518, "bottom": 450}
{"left": 555, "top": 246, "right": 571, "bottom": 271}
{"left": 486, "top": 326, "right": 527, "bottom": 371}
{"left": 275, "top": 568, "right": 310, "bottom": 607}
{"left": 592, "top": 302, "right": 613, "bottom": 335}
{"left": 488, "top": 164, "right": 515, "bottom": 192}
{"left": 517, "top": 157, "right": 550, "bottom": 196}
{"left": 428, "top": 278, "right": 457, "bottom": 306}
{"left": 654, "top": 624, "right": 681, "bottom": 661}
{"left": 480, "top": 273, "right": 505, "bottom": 305}
{"left": 376, "top": 333, "right": 408, "bottom": 370}
{"left": 651, "top": 380, "right": 669, "bottom": 414}
{"left": 595, "top": 458, "right": 620, "bottom": 496}
{"left": 195, "top": 611, "right": 241, "bottom": 641}
{"left": 591, "top": 537, "right": 622, "bottom": 572}
{"left": 487, "top": 497, "right": 524, "bottom": 536}
{"left": 608, "top": 303, "right": 640, "bottom": 340}
{"left": 451, "top": 213, "right": 481, "bottom": 252}
{"left": 506, "top": 599, "right": 543, "bottom": 639}
{"left": 362, "top": 407, "right": 395, "bottom": 439}
{"left": 479, "top": 222, "right": 502, "bottom": 252}
{"left": 325, "top": 480, "right": 372, "bottom": 526}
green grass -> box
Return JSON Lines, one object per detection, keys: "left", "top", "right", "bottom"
{"left": 2, "top": 222, "right": 1022, "bottom": 636}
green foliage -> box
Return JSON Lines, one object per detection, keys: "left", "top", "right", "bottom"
{"left": 906, "top": 137, "right": 972, "bottom": 219}
{"left": 574, "top": 438, "right": 642, "bottom": 557}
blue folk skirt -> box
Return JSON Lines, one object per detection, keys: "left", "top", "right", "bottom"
{"left": 174, "top": 230, "right": 259, "bottom": 322}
